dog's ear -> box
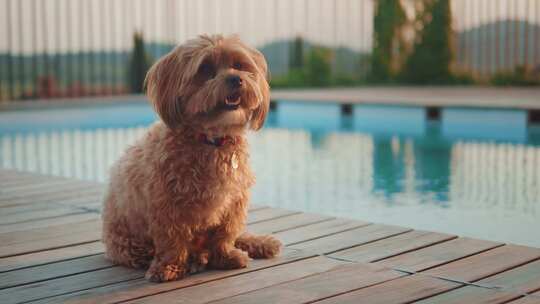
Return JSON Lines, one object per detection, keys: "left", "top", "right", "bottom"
{"left": 145, "top": 49, "right": 184, "bottom": 129}
{"left": 248, "top": 49, "right": 270, "bottom": 130}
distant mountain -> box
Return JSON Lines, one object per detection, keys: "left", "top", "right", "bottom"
{"left": 457, "top": 19, "right": 540, "bottom": 72}
{"left": 0, "top": 42, "right": 177, "bottom": 86}
{"left": 258, "top": 39, "right": 368, "bottom": 77}
{"left": 0, "top": 39, "right": 367, "bottom": 86}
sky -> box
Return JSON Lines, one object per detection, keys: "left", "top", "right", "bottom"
{"left": 0, "top": 0, "right": 538, "bottom": 54}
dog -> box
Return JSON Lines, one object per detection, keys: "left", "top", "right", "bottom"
{"left": 102, "top": 34, "right": 282, "bottom": 282}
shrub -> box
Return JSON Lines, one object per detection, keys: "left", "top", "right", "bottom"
{"left": 490, "top": 66, "right": 540, "bottom": 86}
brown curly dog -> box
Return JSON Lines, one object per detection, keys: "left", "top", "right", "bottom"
{"left": 102, "top": 34, "right": 282, "bottom": 282}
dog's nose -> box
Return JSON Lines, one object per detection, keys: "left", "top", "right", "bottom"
{"left": 226, "top": 75, "right": 243, "bottom": 88}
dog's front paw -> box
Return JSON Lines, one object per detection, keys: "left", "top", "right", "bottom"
{"left": 235, "top": 234, "right": 282, "bottom": 259}
{"left": 145, "top": 263, "right": 186, "bottom": 282}
{"left": 210, "top": 248, "right": 250, "bottom": 270}
{"left": 257, "top": 235, "right": 282, "bottom": 258}
{"left": 188, "top": 250, "right": 210, "bottom": 274}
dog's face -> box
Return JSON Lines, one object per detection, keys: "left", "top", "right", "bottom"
{"left": 145, "top": 35, "right": 270, "bottom": 133}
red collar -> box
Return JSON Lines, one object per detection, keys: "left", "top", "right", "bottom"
{"left": 197, "top": 133, "right": 237, "bottom": 147}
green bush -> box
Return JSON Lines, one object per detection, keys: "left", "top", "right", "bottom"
{"left": 490, "top": 66, "right": 540, "bottom": 86}
{"left": 270, "top": 69, "right": 307, "bottom": 88}
{"left": 399, "top": 0, "right": 454, "bottom": 84}
{"left": 304, "top": 47, "right": 332, "bottom": 87}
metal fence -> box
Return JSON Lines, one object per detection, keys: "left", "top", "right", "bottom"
{"left": 0, "top": 0, "right": 539, "bottom": 102}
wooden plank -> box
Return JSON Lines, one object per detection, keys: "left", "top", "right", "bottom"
{"left": 0, "top": 232, "right": 101, "bottom": 258}
{"left": 508, "top": 295, "right": 540, "bottom": 304}
{"left": 288, "top": 224, "right": 411, "bottom": 254}
{"left": 126, "top": 256, "right": 350, "bottom": 304}
{"left": 247, "top": 208, "right": 300, "bottom": 224}
{"left": 0, "top": 202, "right": 65, "bottom": 216}
{"left": 0, "top": 208, "right": 312, "bottom": 272}
{"left": 248, "top": 204, "right": 267, "bottom": 212}
{"left": 51, "top": 193, "right": 104, "bottom": 210}
{"left": 0, "top": 220, "right": 101, "bottom": 257}
{"left": 313, "top": 274, "right": 461, "bottom": 304}
{"left": 29, "top": 249, "right": 312, "bottom": 304}
{"left": 414, "top": 285, "right": 522, "bottom": 304}
{"left": 0, "top": 187, "right": 104, "bottom": 208}
{"left": 0, "top": 171, "right": 55, "bottom": 185}
{"left": 472, "top": 259, "right": 540, "bottom": 293}
{"left": 248, "top": 212, "right": 332, "bottom": 235}
{"left": 0, "top": 206, "right": 87, "bottom": 225}
{"left": 0, "top": 241, "right": 104, "bottom": 273}
{"left": 0, "top": 254, "right": 114, "bottom": 289}
{"left": 1, "top": 179, "right": 88, "bottom": 194}
{"left": 0, "top": 212, "right": 100, "bottom": 234}
{"left": 0, "top": 266, "right": 143, "bottom": 304}
{"left": 0, "top": 180, "right": 102, "bottom": 199}
{"left": 376, "top": 237, "right": 503, "bottom": 272}
{"left": 0, "top": 219, "right": 100, "bottom": 245}
{"left": 329, "top": 230, "right": 456, "bottom": 263}
{"left": 274, "top": 218, "right": 369, "bottom": 245}
{"left": 202, "top": 263, "right": 405, "bottom": 304}
{"left": 1, "top": 177, "right": 64, "bottom": 188}
{"left": 0, "top": 191, "right": 104, "bottom": 211}
{"left": 424, "top": 245, "right": 540, "bottom": 282}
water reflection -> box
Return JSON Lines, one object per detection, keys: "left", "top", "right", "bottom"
{"left": 0, "top": 127, "right": 147, "bottom": 182}
{"left": 1, "top": 104, "right": 539, "bottom": 247}
{"left": 450, "top": 141, "right": 540, "bottom": 213}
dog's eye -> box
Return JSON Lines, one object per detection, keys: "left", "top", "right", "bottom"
{"left": 198, "top": 63, "right": 216, "bottom": 79}
{"left": 232, "top": 62, "right": 243, "bottom": 70}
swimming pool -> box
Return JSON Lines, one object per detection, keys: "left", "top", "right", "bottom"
{"left": 1, "top": 101, "right": 539, "bottom": 247}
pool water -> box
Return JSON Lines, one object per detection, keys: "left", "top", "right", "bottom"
{"left": 1, "top": 101, "right": 539, "bottom": 247}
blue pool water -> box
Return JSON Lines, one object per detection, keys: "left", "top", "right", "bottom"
{"left": 1, "top": 101, "right": 539, "bottom": 247}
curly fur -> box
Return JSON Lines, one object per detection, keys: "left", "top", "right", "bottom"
{"left": 102, "top": 34, "right": 281, "bottom": 282}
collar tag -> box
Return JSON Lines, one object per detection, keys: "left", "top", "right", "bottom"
{"left": 230, "top": 152, "right": 239, "bottom": 169}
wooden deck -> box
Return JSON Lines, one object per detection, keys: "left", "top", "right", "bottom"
{"left": 1, "top": 169, "right": 540, "bottom": 304}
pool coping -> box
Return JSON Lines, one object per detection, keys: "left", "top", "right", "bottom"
{"left": 1, "top": 86, "right": 540, "bottom": 112}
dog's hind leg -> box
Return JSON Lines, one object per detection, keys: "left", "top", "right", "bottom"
{"left": 102, "top": 217, "right": 154, "bottom": 269}
{"left": 235, "top": 232, "right": 282, "bottom": 259}
{"left": 102, "top": 193, "right": 154, "bottom": 269}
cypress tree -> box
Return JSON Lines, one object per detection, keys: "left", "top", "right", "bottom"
{"left": 289, "top": 36, "right": 304, "bottom": 70}
{"left": 400, "top": 0, "right": 454, "bottom": 84}
{"left": 370, "top": 0, "right": 406, "bottom": 82}
{"left": 128, "top": 32, "right": 152, "bottom": 93}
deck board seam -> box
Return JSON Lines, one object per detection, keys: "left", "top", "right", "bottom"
{"left": 269, "top": 217, "right": 336, "bottom": 234}
{"left": 0, "top": 239, "right": 101, "bottom": 259}
{"left": 0, "top": 250, "right": 104, "bottom": 274}
{"left": 418, "top": 255, "right": 540, "bottom": 290}
{"left": 394, "top": 242, "right": 507, "bottom": 273}
{"left": 15, "top": 277, "right": 144, "bottom": 304}
{"left": 93, "top": 253, "right": 321, "bottom": 304}
{"left": 284, "top": 223, "right": 373, "bottom": 247}
{"left": 0, "top": 264, "right": 118, "bottom": 290}
{"left": 367, "top": 235, "right": 460, "bottom": 263}
{"left": 0, "top": 210, "right": 94, "bottom": 227}
{"left": 316, "top": 248, "right": 540, "bottom": 298}
{"left": 198, "top": 265, "right": 365, "bottom": 304}
{"left": 248, "top": 211, "right": 304, "bottom": 225}
{"left": 322, "top": 228, "right": 414, "bottom": 255}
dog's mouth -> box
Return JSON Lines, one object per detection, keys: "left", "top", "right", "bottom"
{"left": 221, "top": 92, "right": 241, "bottom": 111}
